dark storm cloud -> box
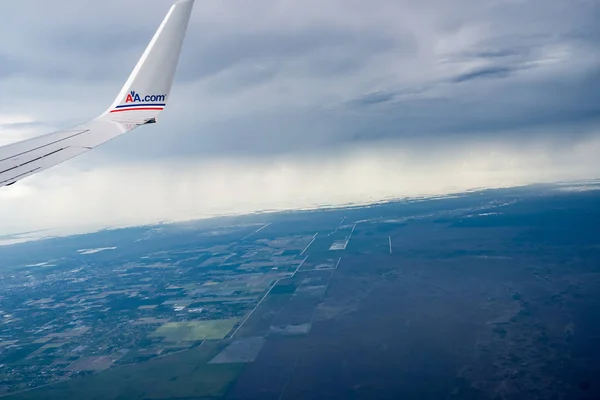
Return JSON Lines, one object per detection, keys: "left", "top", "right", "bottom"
{"left": 0, "top": 0, "right": 599, "bottom": 161}
{"left": 466, "top": 49, "right": 519, "bottom": 59}
{"left": 451, "top": 66, "right": 515, "bottom": 83}
{"left": 348, "top": 91, "right": 397, "bottom": 107}
{"left": 2, "top": 0, "right": 600, "bottom": 235}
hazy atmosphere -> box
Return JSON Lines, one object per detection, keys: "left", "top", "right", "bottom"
{"left": 1, "top": 2, "right": 600, "bottom": 398}
{"left": 1, "top": 0, "right": 599, "bottom": 234}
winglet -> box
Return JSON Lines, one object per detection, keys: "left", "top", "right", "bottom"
{"left": 103, "top": 0, "right": 194, "bottom": 119}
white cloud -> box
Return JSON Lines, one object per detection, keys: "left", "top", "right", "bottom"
{"left": 1, "top": 133, "right": 598, "bottom": 236}
{"left": 0, "top": 0, "right": 598, "bottom": 236}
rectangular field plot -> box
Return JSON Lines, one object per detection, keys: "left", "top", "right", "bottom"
{"left": 150, "top": 319, "right": 239, "bottom": 342}
{"left": 209, "top": 337, "right": 266, "bottom": 364}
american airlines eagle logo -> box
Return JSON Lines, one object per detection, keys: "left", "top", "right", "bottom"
{"left": 125, "top": 90, "right": 166, "bottom": 103}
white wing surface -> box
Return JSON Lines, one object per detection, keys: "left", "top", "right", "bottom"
{"left": 0, "top": 0, "right": 194, "bottom": 187}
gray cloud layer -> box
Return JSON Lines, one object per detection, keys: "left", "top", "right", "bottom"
{"left": 0, "top": 0, "right": 599, "bottom": 233}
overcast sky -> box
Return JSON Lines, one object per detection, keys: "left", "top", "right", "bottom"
{"left": 0, "top": 0, "right": 599, "bottom": 237}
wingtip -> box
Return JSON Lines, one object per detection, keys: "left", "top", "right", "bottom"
{"left": 171, "top": 0, "right": 195, "bottom": 15}
{"left": 103, "top": 0, "right": 194, "bottom": 118}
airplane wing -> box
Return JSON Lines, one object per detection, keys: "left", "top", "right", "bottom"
{"left": 0, "top": 0, "right": 195, "bottom": 187}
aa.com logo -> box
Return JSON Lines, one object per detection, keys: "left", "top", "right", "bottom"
{"left": 125, "top": 90, "right": 166, "bottom": 103}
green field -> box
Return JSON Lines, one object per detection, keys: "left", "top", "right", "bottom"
{"left": 5, "top": 341, "right": 243, "bottom": 400}
{"left": 150, "top": 319, "right": 239, "bottom": 342}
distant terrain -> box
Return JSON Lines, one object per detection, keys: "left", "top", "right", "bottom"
{"left": 0, "top": 182, "right": 599, "bottom": 399}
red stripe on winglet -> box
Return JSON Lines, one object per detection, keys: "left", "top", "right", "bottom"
{"left": 110, "top": 107, "right": 164, "bottom": 113}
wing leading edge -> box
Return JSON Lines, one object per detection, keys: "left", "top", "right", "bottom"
{"left": 0, "top": 0, "right": 194, "bottom": 187}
